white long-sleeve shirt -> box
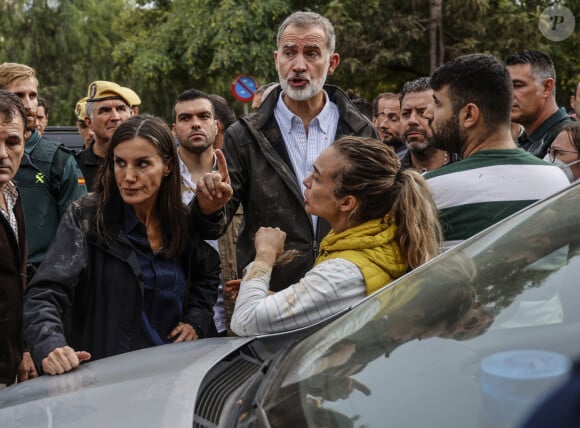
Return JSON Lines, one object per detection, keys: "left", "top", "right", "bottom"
{"left": 231, "top": 258, "right": 365, "bottom": 336}
{"left": 178, "top": 154, "right": 226, "bottom": 333}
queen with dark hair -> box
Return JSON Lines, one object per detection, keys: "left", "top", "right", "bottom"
{"left": 23, "top": 114, "right": 220, "bottom": 375}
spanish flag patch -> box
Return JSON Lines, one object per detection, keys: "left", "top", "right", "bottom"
{"left": 78, "top": 178, "right": 86, "bottom": 185}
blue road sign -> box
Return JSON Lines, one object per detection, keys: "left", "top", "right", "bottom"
{"left": 231, "top": 75, "right": 259, "bottom": 102}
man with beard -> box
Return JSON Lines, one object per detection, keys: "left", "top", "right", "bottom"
{"left": 372, "top": 92, "right": 406, "bottom": 158}
{"left": 173, "top": 89, "right": 219, "bottom": 202}
{"left": 0, "top": 63, "right": 87, "bottom": 279}
{"left": 398, "top": 77, "right": 460, "bottom": 172}
{"left": 423, "top": 53, "right": 569, "bottom": 250}
{"left": 172, "top": 89, "right": 228, "bottom": 335}
{"left": 194, "top": 11, "right": 377, "bottom": 292}
{"left": 75, "top": 81, "right": 133, "bottom": 191}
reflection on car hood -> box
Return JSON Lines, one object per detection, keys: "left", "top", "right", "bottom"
{"left": 0, "top": 337, "right": 253, "bottom": 428}
{"left": 255, "top": 184, "right": 580, "bottom": 428}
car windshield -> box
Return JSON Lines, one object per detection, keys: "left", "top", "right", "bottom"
{"left": 258, "top": 183, "right": 580, "bottom": 428}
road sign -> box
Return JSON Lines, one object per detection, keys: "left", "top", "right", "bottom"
{"left": 231, "top": 75, "right": 259, "bottom": 102}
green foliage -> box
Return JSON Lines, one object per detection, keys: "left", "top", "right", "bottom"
{"left": 325, "top": 0, "right": 432, "bottom": 96}
{"left": 1, "top": 0, "right": 578, "bottom": 123}
{"left": 112, "top": 0, "right": 292, "bottom": 120}
{"left": 476, "top": 0, "right": 580, "bottom": 107}
{"left": 0, "top": 0, "right": 128, "bottom": 125}
{"left": 328, "top": 0, "right": 580, "bottom": 106}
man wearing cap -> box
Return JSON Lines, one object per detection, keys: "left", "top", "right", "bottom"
{"left": 0, "top": 62, "right": 87, "bottom": 280}
{"left": 74, "top": 97, "right": 94, "bottom": 149}
{"left": 75, "top": 81, "right": 132, "bottom": 190}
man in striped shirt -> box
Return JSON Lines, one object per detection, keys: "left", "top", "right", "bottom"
{"left": 423, "top": 54, "right": 569, "bottom": 250}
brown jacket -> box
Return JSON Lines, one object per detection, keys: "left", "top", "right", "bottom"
{"left": 0, "top": 187, "right": 27, "bottom": 384}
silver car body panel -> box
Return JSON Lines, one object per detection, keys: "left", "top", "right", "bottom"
{"left": 0, "top": 337, "right": 253, "bottom": 428}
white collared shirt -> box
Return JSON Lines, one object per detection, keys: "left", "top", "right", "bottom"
{"left": 177, "top": 151, "right": 226, "bottom": 333}
{"left": 178, "top": 151, "right": 197, "bottom": 206}
{"left": 178, "top": 149, "right": 218, "bottom": 206}
{"left": 274, "top": 90, "right": 339, "bottom": 231}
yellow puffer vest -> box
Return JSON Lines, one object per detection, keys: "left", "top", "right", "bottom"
{"left": 314, "top": 218, "right": 408, "bottom": 295}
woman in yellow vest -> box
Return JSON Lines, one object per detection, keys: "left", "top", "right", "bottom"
{"left": 231, "top": 136, "right": 442, "bottom": 336}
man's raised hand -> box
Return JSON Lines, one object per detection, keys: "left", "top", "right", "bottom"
{"left": 195, "top": 149, "right": 233, "bottom": 215}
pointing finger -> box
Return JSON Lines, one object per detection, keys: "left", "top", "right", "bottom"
{"left": 215, "top": 149, "right": 230, "bottom": 184}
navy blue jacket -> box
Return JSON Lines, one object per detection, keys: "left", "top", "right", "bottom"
{"left": 23, "top": 193, "right": 219, "bottom": 371}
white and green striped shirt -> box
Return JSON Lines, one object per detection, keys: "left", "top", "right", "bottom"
{"left": 425, "top": 149, "right": 569, "bottom": 249}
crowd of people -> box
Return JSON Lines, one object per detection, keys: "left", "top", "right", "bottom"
{"left": 1, "top": 10, "right": 579, "bottom": 389}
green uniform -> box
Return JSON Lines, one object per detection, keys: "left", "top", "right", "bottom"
{"left": 14, "top": 130, "right": 87, "bottom": 267}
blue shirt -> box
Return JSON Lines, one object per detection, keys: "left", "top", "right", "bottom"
{"left": 274, "top": 90, "right": 339, "bottom": 231}
{"left": 123, "top": 205, "right": 186, "bottom": 347}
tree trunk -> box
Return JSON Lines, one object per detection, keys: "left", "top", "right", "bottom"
{"left": 430, "top": 0, "right": 444, "bottom": 73}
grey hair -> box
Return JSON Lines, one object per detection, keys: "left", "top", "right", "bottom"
{"left": 277, "top": 11, "right": 336, "bottom": 54}
{"left": 400, "top": 77, "right": 431, "bottom": 105}
{"left": 85, "top": 100, "right": 95, "bottom": 120}
{"left": 505, "top": 50, "right": 557, "bottom": 97}
{"left": 85, "top": 97, "right": 129, "bottom": 120}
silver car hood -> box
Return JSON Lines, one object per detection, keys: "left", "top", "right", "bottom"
{"left": 0, "top": 337, "right": 254, "bottom": 428}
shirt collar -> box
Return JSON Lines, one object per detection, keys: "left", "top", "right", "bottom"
{"left": 122, "top": 203, "right": 144, "bottom": 235}
{"left": 177, "top": 150, "right": 197, "bottom": 205}
{"left": 2, "top": 180, "right": 18, "bottom": 203}
{"left": 528, "top": 107, "right": 569, "bottom": 144}
{"left": 0, "top": 180, "right": 19, "bottom": 241}
{"left": 177, "top": 150, "right": 194, "bottom": 187}
{"left": 24, "top": 129, "right": 42, "bottom": 153}
{"left": 275, "top": 89, "right": 332, "bottom": 135}
{"left": 176, "top": 149, "right": 218, "bottom": 183}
